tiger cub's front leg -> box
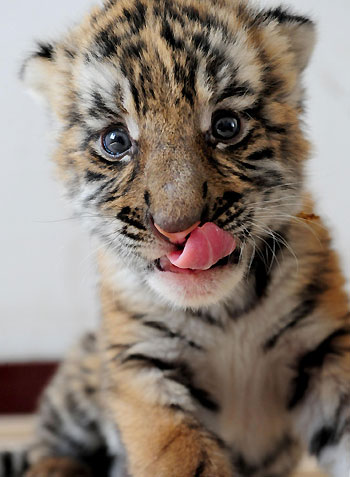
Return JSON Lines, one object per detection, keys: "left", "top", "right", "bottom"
{"left": 25, "top": 333, "right": 113, "bottom": 477}
{"left": 290, "top": 324, "right": 350, "bottom": 477}
{"left": 106, "top": 391, "right": 231, "bottom": 477}
{"left": 26, "top": 457, "right": 92, "bottom": 477}
{"left": 101, "top": 299, "right": 233, "bottom": 477}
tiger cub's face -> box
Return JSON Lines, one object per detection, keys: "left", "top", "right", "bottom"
{"left": 22, "top": 0, "right": 315, "bottom": 309}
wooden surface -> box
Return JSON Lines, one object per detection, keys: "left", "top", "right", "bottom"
{"left": 0, "top": 416, "right": 326, "bottom": 476}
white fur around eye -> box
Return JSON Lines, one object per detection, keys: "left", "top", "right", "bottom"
{"left": 125, "top": 116, "right": 140, "bottom": 141}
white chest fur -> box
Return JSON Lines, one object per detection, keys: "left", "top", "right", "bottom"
{"left": 182, "top": 302, "right": 300, "bottom": 462}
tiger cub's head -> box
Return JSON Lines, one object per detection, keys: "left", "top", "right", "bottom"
{"left": 21, "top": 0, "right": 315, "bottom": 309}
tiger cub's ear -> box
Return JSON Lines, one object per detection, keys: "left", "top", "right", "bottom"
{"left": 261, "top": 7, "right": 316, "bottom": 73}
{"left": 20, "top": 41, "right": 58, "bottom": 105}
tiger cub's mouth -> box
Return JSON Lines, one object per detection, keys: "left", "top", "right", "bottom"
{"left": 155, "top": 254, "right": 232, "bottom": 274}
{"left": 155, "top": 222, "right": 236, "bottom": 274}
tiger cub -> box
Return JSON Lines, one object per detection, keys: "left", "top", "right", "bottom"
{"left": 9, "top": 0, "right": 350, "bottom": 476}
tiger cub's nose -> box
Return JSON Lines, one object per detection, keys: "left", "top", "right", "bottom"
{"left": 154, "top": 221, "right": 200, "bottom": 244}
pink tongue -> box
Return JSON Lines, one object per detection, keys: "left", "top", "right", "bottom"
{"left": 167, "top": 223, "right": 236, "bottom": 270}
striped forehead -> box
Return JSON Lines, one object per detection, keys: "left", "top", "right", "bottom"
{"left": 75, "top": 0, "right": 264, "bottom": 126}
{"left": 76, "top": 59, "right": 140, "bottom": 134}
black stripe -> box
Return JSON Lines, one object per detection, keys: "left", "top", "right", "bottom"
{"left": 252, "top": 169, "right": 284, "bottom": 188}
{"left": 161, "top": 19, "right": 185, "bottom": 51}
{"left": 64, "top": 48, "right": 76, "bottom": 59}
{"left": 241, "top": 101, "right": 264, "bottom": 122}
{"left": 120, "top": 225, "right": 142, "bottom": 241}
{"left": 42, "top": 419, "right": 86, "bottom": 454}
{"left": 144, "top": 190, "right": 150, "bottom": 207}
{"left": 84, "top": 178, "right": 117, "bottom": 205}
{"left": 130, "top": 313, "right": 145, "bottom": 320}
{"left": 310, "top": 426, "right": 335, "bottom": 456}
{"left": 85, "top": 170, "right": 107, "bottom": 182}
{"left": 124, "top": 354, "right": 220, "bottom": 412}
{"left": 265, "top": 124, "right": 287, "bottom": 135}
{"left": 189, "top": 310, "right": 224, "bottom": 328}
{"left": 263, "top": 297, "right": 318, "bottom": 350}
{"left": 102, "top": 0, "right": 115, "bottom": 10}
{"left": 310, "top": 393, "right": 350, "bottom": 456}
{"left": 288, "top": 327, "right": 350, "bottom": 409}
{"left": 211, "top": 190, "right": 242, "bottom": 222}
{"left": 41, "top": 399, "right": 63, "bottom": 434}
{"left": 201, "top": 204, "right": 210, "bottom": 224}
{"left": 35, "top": 42, "right": 55, "bottom": 60}
{"left": 169, "top": 403, "right": 186, "bottom": 412}
{"left": 192, "top": 32, "right": 211, "bottom": 55}
{"left": 187, "top": 385, "right": 220, "bottom": 412}
{"left": 246, "top": 147, "right": 274, "bottom": 161}
{"left": 310, "top": 419, "right": 350, "bottom": 457}
{"left": 2, "top": 451, "right": 13, "bottom": 476}
{"left": 143, "top": 321, "right": 174, "bottom": 333}
{"left": 173, "top": 57, "right": 197, "bottom": 106}
{"left": 65, "top": 392, "right": 99, "bottom": 433}
{"left": 169, "top": 367, "right": 220, "bottom": 412}
{"left": 194, "top": 460, "right": 206, "bottom": 477}
{"left": 270, "top": 270, "right": 327, "bottom": 351}
{"left": 206, "top": 152, "right": 230, "bottom": 178}
{"left": 231, "top": 169, "right": 254, "bottom": 183}
{"left": 182, "top": 5, "right": 230, "bottom": 37}
{"left": 161, "top": 3, "right": 186, "bottom": 28}
{"left": 262, "top": 75, "right": 285, "bottom": 98}
{"left": 82, "top": 447, "right": 113, "bottom": 477}
{"left": 122, "top": 353, "right": 177, "bottom": 371}
{"left": 216, "top": 206, "right": 246, "bottom": 228}
{"left": 226, "top": 129, "right": 257, "bottom": 153}
{"left": 143, "top": 321, "right": 202, "bottom": 349}
{"left": 86, "top": 146, "right": 122, "bottom": 168}
{"left": 108, "top": 343, "right": 132, "bottom": 361}
{"left": 232, "top": 452, "right": 257, "bottom": 477}
{"left": 65, "top": 106, "right": 85, "bottom": 131}
{"left": 122, "top": 40, "right": 146, "bottom": 62}
{"left": 99, "top": 188, "right": 122, "bottom": 205}
{"left": 108, "top": 342, "right": 132, "bottom": 351}
{"left": 130, "top": 82, "right": 141, "bottom": 113}
{"left": 202, "top": 181, "right": 208, "bottom": 199}
{"left": 91, "top": 91, "right": 117, "bottom": 118}
{"left": 134, "top": 1, "right": 147, "bottom": 30}
{"left": 205, "top": 50, "right": 228, "bottom": 83}
{"left": 117, "top": 207, "right": 146, "bottom": 231}
{"left": 216, "top": 82, "right": 255, "bottom": 103}
{"left": 122, "top": 1, "right": 146, "bottom": 33}
{"left": 95, "top": 29, "right": 120, "bottom": 58}
{"left": 250, "top": 230, "right": 288, "bottom": 299}
{"left": 262, "top": 7, "right": 313, "bottom": 26}
{"left": 120, "top": 160, "right": 141, "bottom": 195}
{"left": 235, "top": 160, "right": 257, "bottom": 171}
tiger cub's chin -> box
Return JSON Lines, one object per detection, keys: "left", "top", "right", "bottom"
{"left": 147, "top": 262, "right": 245, "bottom": 309}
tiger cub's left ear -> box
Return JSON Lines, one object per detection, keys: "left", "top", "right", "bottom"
{"left": 20, "top": 41, "right": 59, "bottom": 105}
{"left": 262, "top": 7, "right": 316, "bottom": 73}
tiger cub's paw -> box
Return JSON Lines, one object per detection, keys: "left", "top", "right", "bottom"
{"left": 25, "top": 457, "right": 92, "bottom": 477}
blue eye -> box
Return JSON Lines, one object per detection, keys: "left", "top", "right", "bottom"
{"left": 212, "top": 111, "right": 240, "bottom": 141}
{"left": 102, "top": 128, "right": 132, "bottom": 159}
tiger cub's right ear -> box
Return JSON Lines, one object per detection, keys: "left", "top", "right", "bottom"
{"left": 20, "top": 42, "right": 58, "bottom": 105}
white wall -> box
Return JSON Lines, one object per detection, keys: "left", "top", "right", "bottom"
{"left": 0, "top": 0, "right": 349, "bottom": 361}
